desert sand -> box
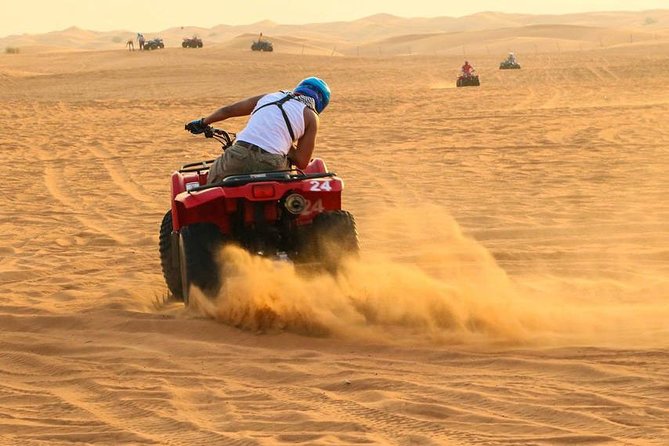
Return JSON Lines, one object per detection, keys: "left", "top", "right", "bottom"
{"left": 1, "top": 18, "right": 668, "bottom": 445}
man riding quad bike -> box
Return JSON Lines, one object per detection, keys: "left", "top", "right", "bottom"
{"left": 499, "top": 52, "right": 521, "bottom": 69}
{"left": 251, "top": 32, "right": 273, "bottom": 52}
{"left": 160, "top": 78, "right": 359, "bottom": 304}
{"left": 457, "top": 61, "right": 480, "bottom": 87}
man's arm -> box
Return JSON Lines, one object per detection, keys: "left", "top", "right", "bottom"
{"left": 203, "top": 94, "right": 266, "bottom": 125}
{"left": 288, "top": 109, "right": 319, "bottom": 169}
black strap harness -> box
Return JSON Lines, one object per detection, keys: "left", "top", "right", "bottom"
{"left": 251, "top": 93, "right": 300, "bottom": 142}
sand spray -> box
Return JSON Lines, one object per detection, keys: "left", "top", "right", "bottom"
{"left": 190, "top": 205, "right": 668, "bottom": 346}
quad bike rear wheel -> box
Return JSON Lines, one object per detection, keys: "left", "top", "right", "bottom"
{"left": 159, "top": 211, "right": 224, "bottom": 305}
{"left": 159, "top": 210, "right": 183, "bottom": 300}
{"left": 178, "top": 222, "right": 224, "bottom": 305}
{"left": 308, "top": 211, "right": 359, "bottom": 272}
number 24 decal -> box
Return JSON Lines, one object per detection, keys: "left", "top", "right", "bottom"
{"left": 309, "top": 180, "right": 332, "bottom": 192}
{"left": 304, "top": 199, "right": 324, "bottom": 214}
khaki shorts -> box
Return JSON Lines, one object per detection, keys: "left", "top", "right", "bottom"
{"left": 207, "top": 142, "right": 289, "bottom": 184}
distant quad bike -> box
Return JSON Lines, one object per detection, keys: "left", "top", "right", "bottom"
{"left": 159, "top": 127, "right": 359, "bottom": 304}
{"left": 251, "top": 40, "right": 273, "bottom": 52}
{"left": 182, "top": 36, "right": 203, "bottom": 48}
{"left": 143, "top": 38, "right": 164, "bottom": 50}
{"left": 457, "top": 72, "right": 480, "bottom": 87}
{"left": 499, "top": 60, "right": 521, "bottom": 70}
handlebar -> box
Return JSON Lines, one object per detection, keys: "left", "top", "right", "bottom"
{"left": 203, "top": 126, "right": 236, "bottom": 150}
{"left": 186, "top": 125, "right": 304, "bottom": 170}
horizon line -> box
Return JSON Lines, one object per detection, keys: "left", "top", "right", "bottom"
{"left": 2, "top": 8, "right": 667, "bottom": 40}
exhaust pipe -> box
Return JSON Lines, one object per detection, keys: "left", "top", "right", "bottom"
{"left": 284, "top": 193, "right": 307, "bottom": 214}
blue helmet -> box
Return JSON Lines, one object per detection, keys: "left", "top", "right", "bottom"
{"left": 294, "top": 77, "right": 331, "bottom": 113}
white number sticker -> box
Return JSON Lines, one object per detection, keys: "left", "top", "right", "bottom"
{"left": 309, "top": 180, "right": 332, "bottom": 192}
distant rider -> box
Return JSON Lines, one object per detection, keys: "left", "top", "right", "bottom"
{"left": 462, "top": 61, "right": 474, "bottom": 76}
{"left": 185, "top": 77, "right": 331, "bottom": 184}
{"left": 507, "top": 52, "right": 517, "bottom": 64}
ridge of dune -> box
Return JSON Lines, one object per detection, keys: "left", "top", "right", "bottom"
{"left": 347, "top": 23, "right": 668, "bottom": 56}
{"left": 2, "top": 9, "right": 668, "bottom": 53}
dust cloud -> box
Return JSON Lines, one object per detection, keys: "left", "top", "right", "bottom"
{"left": 192, "top": 205, "right": 668, "bottom": 346}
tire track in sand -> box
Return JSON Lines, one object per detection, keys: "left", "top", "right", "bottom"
{"left": 272, "top": 385, "right": 453, "bottom": 443}
{"left": 86, "top": 145, "right": 157, "bottom": 206}
{"left": 44, "top": 165, "right": 128, "bottom": 245}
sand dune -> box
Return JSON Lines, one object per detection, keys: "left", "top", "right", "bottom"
{"left": 348, "top": 24, "right": 667, "bottom": 56}
{"left": 1, "top": 21, "right": 668, "bottom": 446}
{"left": 2, "top": 9, "right": 669, "bottom": 53}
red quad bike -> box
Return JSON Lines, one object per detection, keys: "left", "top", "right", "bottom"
{"left": 457, "top": 71, "right": 480, "bottom": 87}
{"left": 159, "top": 127, "right": 359, "bottom": 305}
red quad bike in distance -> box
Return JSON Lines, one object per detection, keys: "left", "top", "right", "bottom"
{"left": 457, "top": 71, "right": 480, "bottom": 87}
{"left": 159, "top": 126, "right": 359, "bottom": 305}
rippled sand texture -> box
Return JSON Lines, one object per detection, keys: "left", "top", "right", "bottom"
{"left": 1, "top": 37, "right": 668, "bottom": 445}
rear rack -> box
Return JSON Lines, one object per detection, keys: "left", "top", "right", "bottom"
{"left": 188, "top": 171, "right": 336, "bottom": 192}
{"left": 179, "top": 160, "right": 216, "bottom": 173}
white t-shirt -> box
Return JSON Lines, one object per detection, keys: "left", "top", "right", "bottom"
{"left": 236, "top": 92, "right": 308, "bottom": 155}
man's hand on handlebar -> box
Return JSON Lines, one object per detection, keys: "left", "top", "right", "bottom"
{"left": 185, "top": 122, "right": 237, "bottom": 150}
{"left": 185, "top": 118, "right": 209, "bottom": 134}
